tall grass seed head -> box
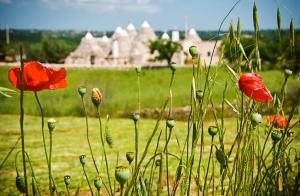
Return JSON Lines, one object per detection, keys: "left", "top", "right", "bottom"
{"left": 126, "top": 152, "right": 134, "bottom": 164}
{"left": 253, "top": 2, "right": 259, "bottom": 32}
{"left": 64, "top": 175, "right": 71, "bottom": 186}
{"left": 189, "top": 46, "right": 198, "bottom": 58}
{"left": 250, "top": 113, "right": 262, "bottom": 126}
{"left": 47, "top": 118, "right": 56, "bottom": 132}
{"left": 115, "top": 165, "right": 130, "bottom": 185}
{"left": 290, "top": 18, "right": 295, "bottom": 48}
{"left": 16, "top": 175, "right": 26, "bottom": 193}
{"left": 166, "top": 118, "right": 175, "bottom": 129}
{"left": 208, "top": 126, "right": 219, "bottom": 136}
{"left": 237, "top": 18, "right": 241, "bottom": 39}
{"left": 94, "top": 176, "right": 102, "bottom": 190}
{"left": 79, "top": 155, "right": 86, "bottom": 165}
{"left": 229, "top": 21, "right": 235, "bottom": 44}
{"left": 277, "top": 8, "right": 281, "bottom": 33}
{"left": 78, "top": 86, "right": 87, "bottom": 97}
{"left": 105, "top": 129, "right": 113, "bottom": 148}
{"left": 91, "top": 88, "right": 103, "bottom": 107}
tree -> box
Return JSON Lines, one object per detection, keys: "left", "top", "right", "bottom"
{"left": 149, "top": 39, "right": 181, "bottom": 65}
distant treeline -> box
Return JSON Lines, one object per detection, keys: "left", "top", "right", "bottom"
{"left": 0, "top": 29, "right": 299, "bottom": 72}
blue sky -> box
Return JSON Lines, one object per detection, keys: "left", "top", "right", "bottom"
{"left": 0, "top": 0, "right": 299, "bottom": 31}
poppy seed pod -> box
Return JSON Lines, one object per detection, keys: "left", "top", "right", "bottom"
{"left": 16, "top": 175, "right": 26, "bottom": 193}
{"left": 196, "top": 90, "right": 204, "bottom": 101}
{"left": 155, "top": 159, "right": 161, "bottom": 167}
{"left": 250, "top": 113, "right": 262, "bottom": 126}
{"left": 115, "top": 165, "right": 130, "bottom": 185}
{"left": 94, "top": 176, "right": 102, "bottom": 190}
{"left": 166, "top": 118, "right": 175, "bottom": 129}
{"left": 208, "top": 126, "right": 218, "bottom": 136}
{"left": 48, "top": 118, "right": 56, "bottom": 132}
{"left": 271, "top": 131, "right": 282, "bottom": 142}
{"left": 126, "top": 152, "right": 134, "bottom": 164}
{"left": 78, "top": 86, "right": 87, "bottom": 97}
{"left": 64, "top": 175, "right": 70, "bottom": 186}
{"left": 169, "top": 62, "right": 176, "bottom": 72}
{"left": 216, "top": 148, "right": 227, "bottom": 166}
{"left": 105, "top": 129, "right": 113, "bottom": 148}
{"left": 132, "top": 113, "right": 140, "bottom": 123}
{"left": 91, "top": 88, "right": 103, "bottom": 107}
{"left": 189, "top": 46, "right": 198, "bottom": 58}
{"left": 284, "top": 69, "right": 293, "bottom": 77}
{"left": 79, "top": 155, "right": 86, "bottom": 165}
{"left": 135, "top": 66, "right": 142, "bottom": 74}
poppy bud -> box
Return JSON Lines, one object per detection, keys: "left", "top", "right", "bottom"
{"left": 250, "top": 113, "right": 262, "bottom": 126}
{"left": 64, "top": 175, "right": 70, "bottom": 186}
{"left": 189, "top": 46, "right": 198, "bottom": 58}
{"left": 216, "top": 148, "right": 227, "bottom": 166}
{"left": 78, "top": 86, "right": 87, "bottom": 97}
{"left": 105, "top": 129, "right": 113, "bottom": 148}
{"left": 284, "top": 69, "right": 293, "bottom": 77}
{"left": 94, "top": 176, "right": 102, "bottom": 190}
{"left": 175, "top": 163, "right": 182, "bottom": 182}
{"left": 79, "top": 155, "right": 86, "bottom": 166}
{"left": 132, "top": 113, "right": 140, "bottom": 123}
{"left": 155, "top": 159, "right": 161, "bottom": 167}
{"left": 169, "top": 62, "right": 176, "bottom": 72}
{"left": 58, "top": 191, "right": 65, "bottom": 196}
{"left": 135, "top": 66, "right": 142, "bottom": 74}
{"left": 91, "top": 88, "right": 103, "bottom": 107}
{"left": 271, "top": 131, "right": 282, "bottom": 142}
{"left": 115, "top": 165, "right": 130, "bottom": 185}
{"left": 166, "top": 118, "right": 175, "bottom": 129}
{"left": 16, "top": 175, "right": 26, "bottom": 193}
{"left": 208, "top": 126, "right": 218, "bottom": 136}
{"left": 48, "top": 118, "right": 56, "bottom": 132}
{"left": 126, "top": 152, "right": 134, "bottom": 164}
{"left": 196, "top": 90, "right": 204, "bottom": 101}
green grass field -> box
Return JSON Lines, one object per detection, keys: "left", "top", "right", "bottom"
{"left": 0, "top": 66, "right": 298, "bottom": 118}
{"left": 0, "top": 115, "right": 299, "bottom": 195}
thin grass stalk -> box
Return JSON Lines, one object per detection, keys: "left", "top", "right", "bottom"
{"left": 49, "top": 131, "right": 53, "bottom": 196}
{"left": 0, "top": 136, "right": 21, "bottom": 170}
{"left": 203, "top": 136, "right": 214, "bottom": 194}
{"left": 96, "top": 107, "right": 113, "bottom": 196}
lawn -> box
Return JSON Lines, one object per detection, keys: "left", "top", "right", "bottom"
{"left": 0, "top": 65, "right": 298, "bottom": 118}
{"left": 0, "top": 115, "right": 299, "bottom": 195}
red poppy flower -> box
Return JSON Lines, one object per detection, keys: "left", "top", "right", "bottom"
{"left": 267, "top": 115, "right": 288, "bottom": 128}
{"left": 239, "top": 73, "right": 273, "bottom": 102}
{"left": 8, "top": 61, "right": 67, "bottom": 91}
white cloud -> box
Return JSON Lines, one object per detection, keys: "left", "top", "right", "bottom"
{"left": 0, "top": 0, "right": 11, "bottom": 4}
{"left": 41, "top": 0, "right": 160, "bottom": 13}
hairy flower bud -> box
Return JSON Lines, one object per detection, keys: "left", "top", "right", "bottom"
{"left": 132, "top": 113, "right": 140, "bottom": 123}
{"left": 216, "top": 148, "right": 227, "bottom": 166}
{"left": 169, "top": 62, "right": 176, "bottom": 72}
{"left": 126, "top": 152, "right": 134, "bottom": 164}
{"left": 16, "top": 175, "right": 26, "bottom": 193}
{"left": 48, "top": 118, "right": 56, "bottom": 132}
{"left": 91, "top": 88, "right": 103, "bottom": 107}
{"left": 284, "top": 69, "right": 293, "bottom": 77}
{"left": 196, "top": 90, "right": 204, "bottom": 101}
{"left": 135, "top": 66, "right": 142, "bottom": 74}
{"left": 155, "top": 159, "right": 161, "bottom": 167}
{"left": 271, "top": 131, "right": 282, "bottom": 142}
{"left": 78, "top": 86, "right": 87, "bottom": 97}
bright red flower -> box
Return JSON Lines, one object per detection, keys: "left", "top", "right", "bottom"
{"left": 8, "top": 61, "right": 67, "bottom": 91}
{"left": 239, "top": 73, "right": 273, "bottom": 102}
{"left": 267, "top": 115, "right": 288, "bottom": 128}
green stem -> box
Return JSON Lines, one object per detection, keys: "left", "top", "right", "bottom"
{"left": 19, "top": 46, "right": 28, "bottom": 196}
{"left": 0, "top": 136, "right": 21, "bottom": 170}
{"left": 96, "top": 107, "right": 113, "bottom": 196}
{"left": 134, "top": 121, "right": 138, "bottom": 172}
{"left": 81, "top": 97, "right": 99, "bottom": 174}
{"left": 203, "top": 137, "right": 214, "bottom": 194}
{"left": 49, "top": 131, "right": 53, "bottom": 196}
{"left": 82, "top": 165, "right": 94, "bottom": 196}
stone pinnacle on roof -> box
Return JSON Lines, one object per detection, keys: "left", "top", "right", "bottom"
{"left": 161, "top": 32, "right": 170, "bottom": 40}
{"left": 127, "top": 23, "right": 136, "bottom": 31}
{"left": 85, "top": 32, "right": 93, "bottom": 39}
{"left": 141, "top": 20, "right": 150, "bottom": 28}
